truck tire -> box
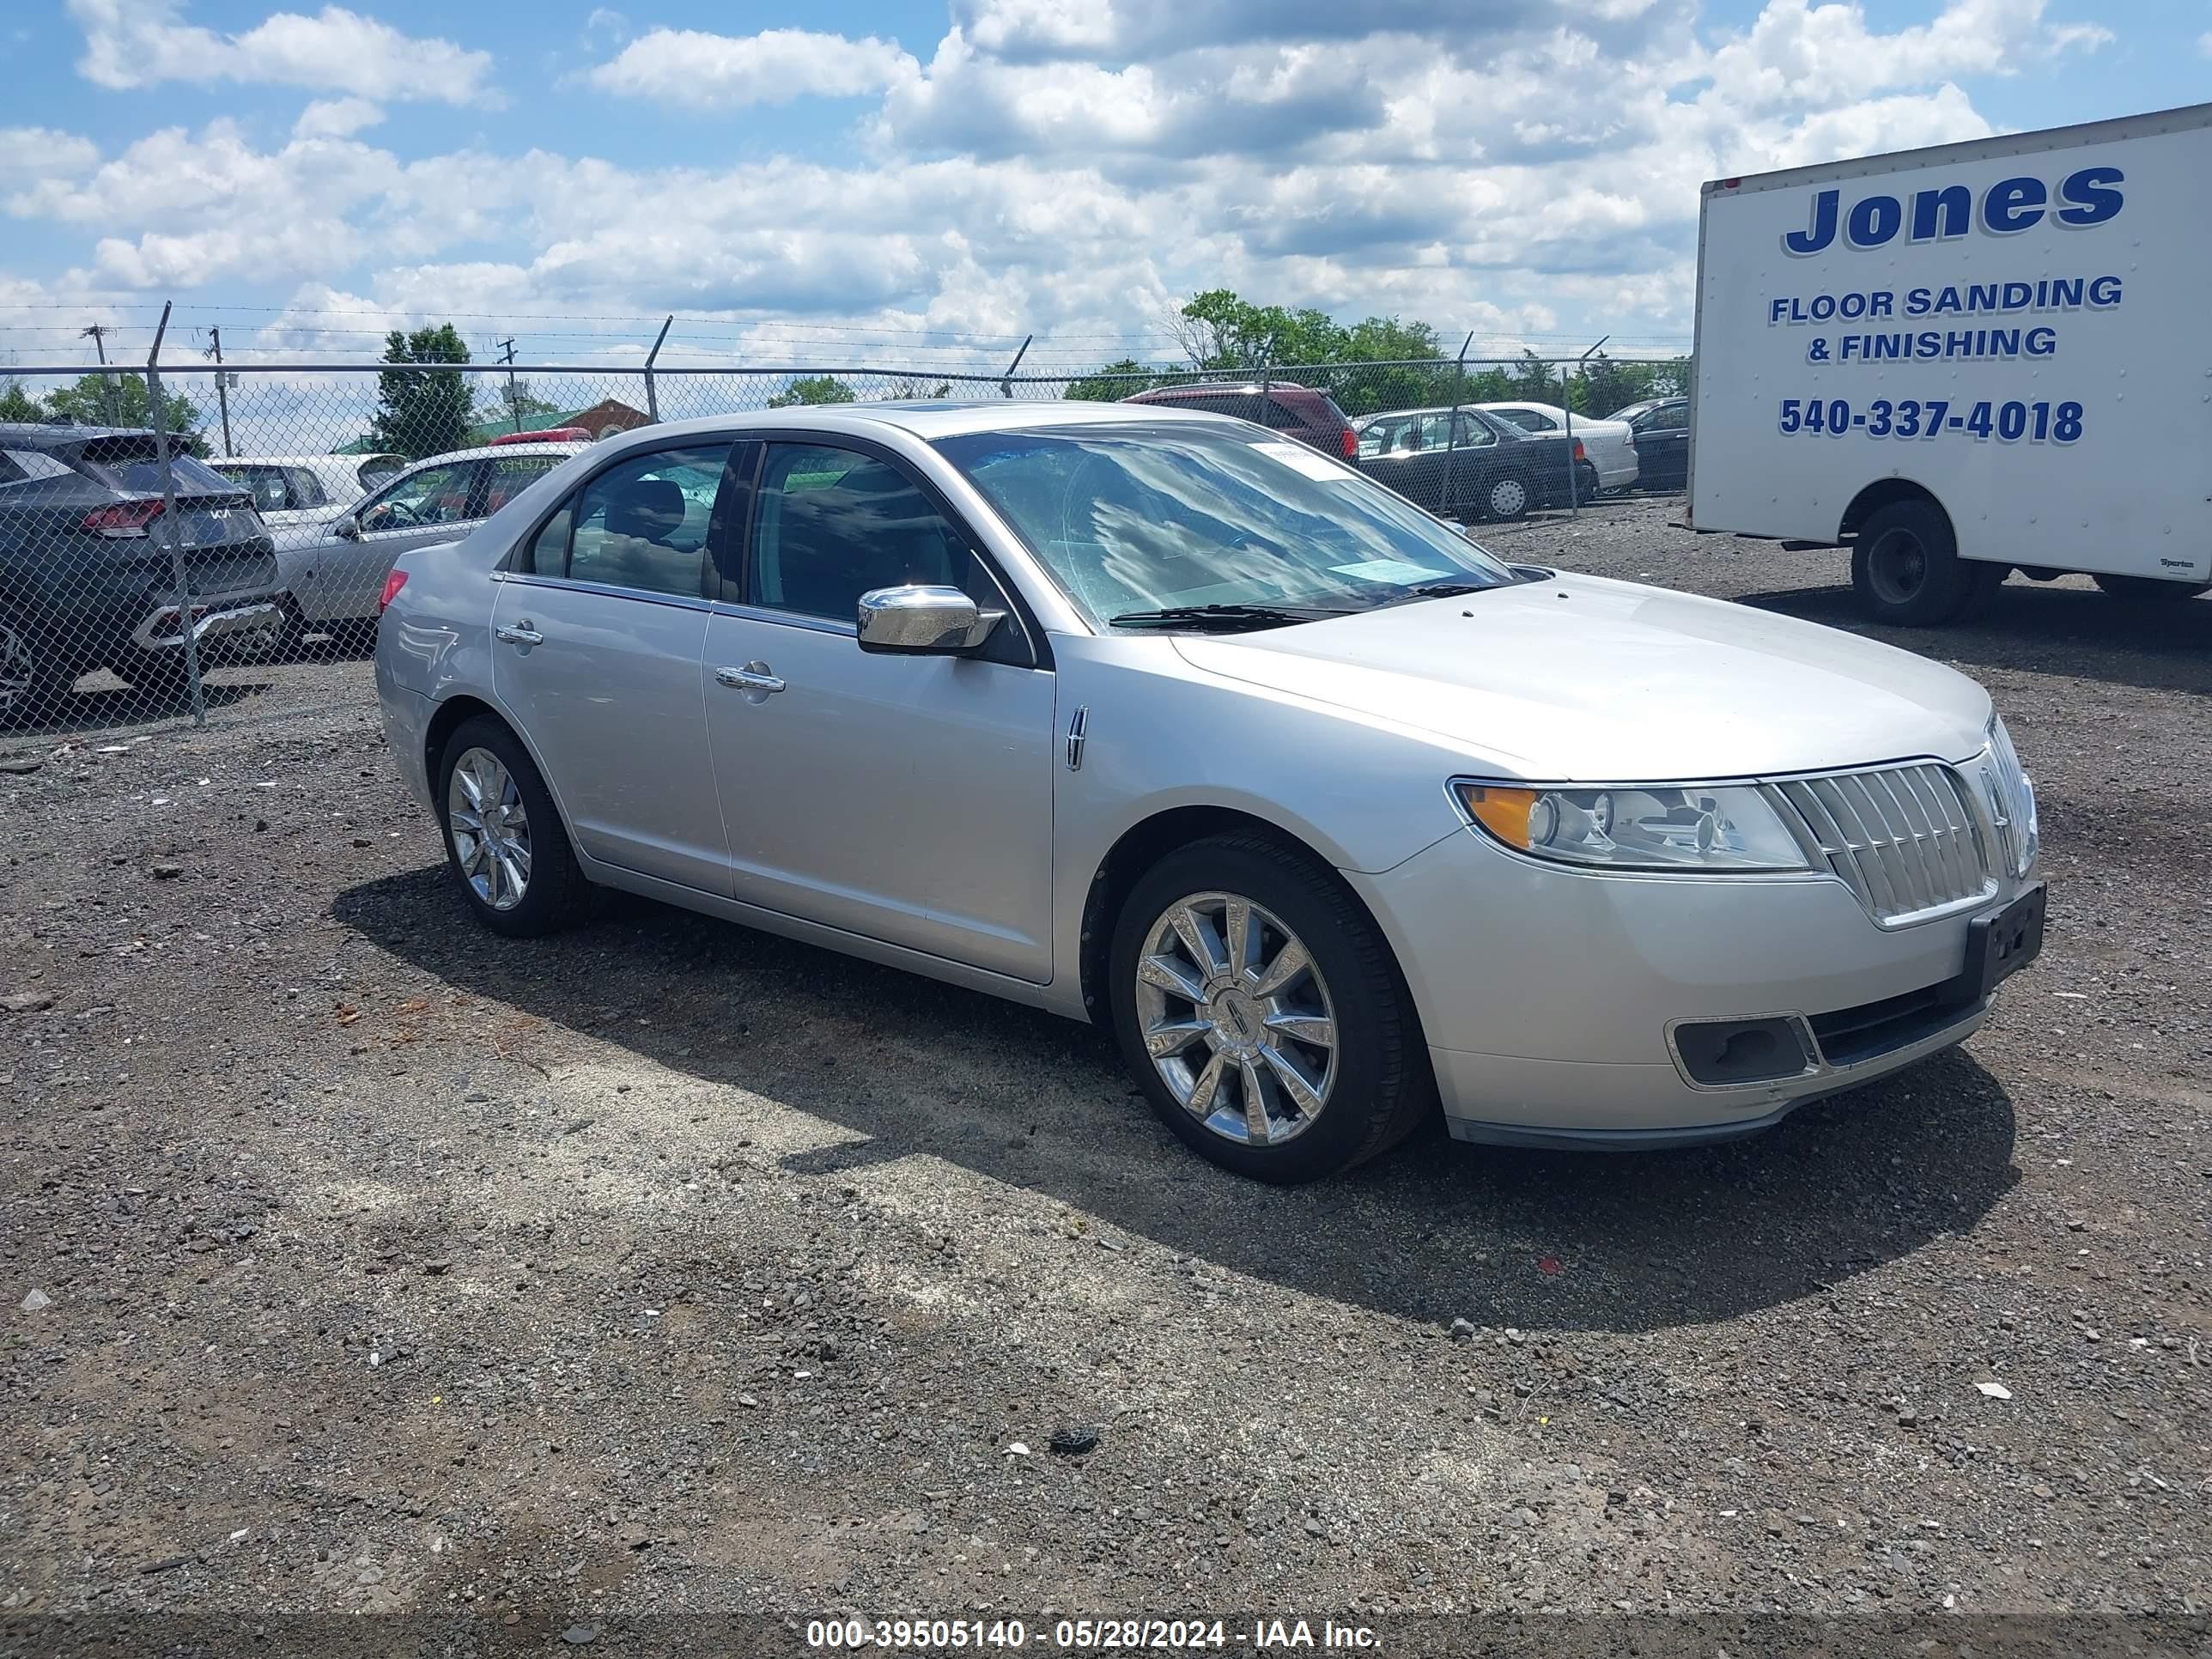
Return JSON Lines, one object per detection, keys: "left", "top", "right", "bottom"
{"left": 2092, "top": 573, "right": 2209, "bottom": 603}
{"left": 1850, "top": 499, "right": 1987, "bottom": 626}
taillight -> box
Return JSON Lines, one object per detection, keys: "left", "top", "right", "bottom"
{"left": 1340, "top": 428, "right": 1358, "bottom": 459}
{"left": 1572, "top": 439, "right": 1588, "bottom": 460}
{"left": 378, "top": 569, "right": 409, "bottom": 615}
{"left": 82, "top": 499, "right": 165, "bottom": 538}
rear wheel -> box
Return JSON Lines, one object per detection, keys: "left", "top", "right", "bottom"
{"left": 2093, "top": 573, "right": 2209, "bottom": 602}
{"left": 1479, "top": 474, "right": 1530, "bottom": 522}
{"left": 436, "top": 715, "right": 590, "bottom": 938}
{"left": 0, "top": 608, "right": 70, "bottom": 731}
{"left": 1576, "top": 460, "right": 1601, "bottom": 505}
{"left": 1108, "top": 833, "right": 1432, "bottom": 1183}
{"left": 1850, "top": 499, "right": 1989, "bottom": 626}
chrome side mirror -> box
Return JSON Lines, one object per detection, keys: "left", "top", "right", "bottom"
{"left": 855, "top": 584, "right": 1002, "bottom": 654}
{"left": 333, "top": 515, "right": 361, "bottom": 540}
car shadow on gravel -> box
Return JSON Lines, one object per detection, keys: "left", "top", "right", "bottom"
{"left": 335, "top": 868, "right": 2021, "bottom": 1336}
{"left": 1736, "top": 582, "right": 2212, "bottom": 697}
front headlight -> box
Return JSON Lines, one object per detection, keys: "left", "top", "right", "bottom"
{"left": 1986, "top": 714, "right": 2039, "bottom": 877}
{"left": 1451, "top": 780, "right": 1812, "bottom": 872}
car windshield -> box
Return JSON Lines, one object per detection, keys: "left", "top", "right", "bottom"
{"left": 935, "top": 422, "right": 1514, "bottom": 625}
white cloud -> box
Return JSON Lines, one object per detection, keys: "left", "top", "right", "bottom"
{"left": 292, "top": 96, "right": 384, "bottom": 138}
{"left": 2200, "top": 28, "right": 2211, "bottom": 57}
{"left": 586, "top": 27, "right": 915, "bottom": 108}
{"left": 69, "top": 0, "right": 495, "bottom": 105}
{"left": 0, "top": 129, "right": 100, "bottom": 182}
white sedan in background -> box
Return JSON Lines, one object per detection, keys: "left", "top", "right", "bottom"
{"left": 1476, "top": 402, "right": 1640, "bottom": 493}
{"left": 214, "top": 453, "right": 404, "bottom": 549}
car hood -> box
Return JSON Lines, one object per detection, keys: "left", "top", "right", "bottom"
{"left": 1170, "top": 572, "right": 1993, "bottom": 780}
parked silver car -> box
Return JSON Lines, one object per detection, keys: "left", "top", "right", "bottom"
{"left": 274, "top": 442, "right": 580, "bottom": 646}
{"left": 374, "top": 404, "right": 2045, "bottom": 1182}
{"left": 1475, "top": 402, "right": 1640, "bottom": 494}
{"left": 212, "top": 453, "right": 404, "bottom": 550}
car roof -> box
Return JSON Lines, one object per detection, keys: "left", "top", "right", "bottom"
{"left": 392, "top": 441, "right": 590, "bottom": 471}
{"left": 217, "top": 453, "right": 397, "bottom": 469}
{"left": 574, "top": 401, "right": 1269, "bottom": 447}
{"left": 0, "top": 421, "right": 149, "bottom": 448}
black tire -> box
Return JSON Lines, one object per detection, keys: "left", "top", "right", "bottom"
{"left": 121, "top": 647, "right": 200, "bottom": 705}
{"left": 1576, "top": 459, "right": 1601, "bottom": 505}
{"left": 435, "top": 714, "right": 590, "bottom": 938}
{"left": 1107, "top": 832, "right": 1434, "bottom": 1183}
{"left": 0, "top": 605, "right": 71, "bottom": 731}
{"left": 1849, "top": 498, "right": 1986, "bottom": 626}
{"left": 1475, "top": 473, "right": 1531, "bottom": 522}
{"left": 2093, "top": 573, "right": 2210, "bottom": 602}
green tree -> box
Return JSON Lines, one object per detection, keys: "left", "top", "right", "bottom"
{"left": 768, "top": 374, "right": 857, "bottom": 409}
{"left": 41, "top": 371, "right": 205, "bottom": 447}
{"left": 0, "top": 380, "right": 46, "bottom": 423}
{"left": 372, "top": 323, "right": 473, "bottom": 459}
{"left": 1064, "top": 358, "right": 1157, "bottom": 401}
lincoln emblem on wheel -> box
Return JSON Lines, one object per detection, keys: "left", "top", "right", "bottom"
{"left": 377, "top": 400, "right": 2044, "bottom": 1182}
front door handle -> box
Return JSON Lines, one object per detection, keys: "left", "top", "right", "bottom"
{"left": 495, "top": 621, "right": 544, "bottom": 646}
{"left": 715, "top": 662, "right": 786, "bottom": 695}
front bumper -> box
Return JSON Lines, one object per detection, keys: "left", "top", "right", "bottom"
{"left": 1346, "top": 825, "right": 2039, "bottom": 1145}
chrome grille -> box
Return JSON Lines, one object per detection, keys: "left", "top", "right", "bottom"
{"left": 1771, "top": 763, "right": 1996, "bottom": 926}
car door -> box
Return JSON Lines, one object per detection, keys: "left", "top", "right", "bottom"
{"left": 489, "top": 441, "right": 732, "bottom": 896}
{"left": 1632, "top": 404, "right": 1690, "bottom": 489}
{"left": 702, "top": 438, "right": 1056, "bottom": 982}
{"left": 310, "top": 459, "right": 486, "bottom": 623}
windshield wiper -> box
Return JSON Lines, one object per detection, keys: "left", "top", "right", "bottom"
{"left": 1109, "top": 603, "right": 1351, "bottom": 631}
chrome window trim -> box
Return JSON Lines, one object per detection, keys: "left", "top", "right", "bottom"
{"left": 495, "top": 571, "right": 715, "bottom": 615}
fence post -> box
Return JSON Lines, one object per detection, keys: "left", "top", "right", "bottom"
{"left": 145, "top": 303, "right": 207, "bottom": 726}
{"left": 643, "top": 314, "right": 672, "bottom": 423}
{"left": 1442, "top": 331, "right": 1474, "bottom": 521}
{"left": 1564, "top": 335, "right": 1608, "bottom": 519}
{"left": 999, "top": 336, "right": 1031, "bottom": 399}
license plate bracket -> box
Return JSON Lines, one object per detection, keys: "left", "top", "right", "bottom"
{"left": 1966, "top": 883, "right": 2046, "bottom": 1002}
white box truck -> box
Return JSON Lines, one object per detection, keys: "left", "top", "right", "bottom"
{"left": 1688, "top": 101, "right": 2212, "bottom": 624}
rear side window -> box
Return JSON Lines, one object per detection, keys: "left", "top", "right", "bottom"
{"left": 286, "top": 467, "right": 330, "bottom": 507}
{"left": 485, "top": 453, "right": 564, "bottom": 514}
{"left": 218, "top": 465, "right": 290, "bottom": 512}
{"left": 76, "top": 441, "right": 240, "bottom": 495}
{"left": 564, "top": 444, "right": 729, "bottom": 598}
{"left": 0, "top": 448, "right": 76, "bottom": 488}
{"left": 1640, "top": 404, "right": 1689, "bottom": 431}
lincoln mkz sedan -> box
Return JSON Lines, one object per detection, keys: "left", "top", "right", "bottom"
{"left": 374, "top": 402, "right": 2045, "bottom": 1182}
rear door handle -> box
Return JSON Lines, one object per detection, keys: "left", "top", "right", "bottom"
{"left": 495, "top": 622, "right": 544, "bottom": 646}
{"left": 715, "top": 663, "right": 785, "bottom": 694}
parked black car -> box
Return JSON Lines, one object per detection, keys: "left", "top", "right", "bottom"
{"left": 1351, "top": 404, "right": 1588, "bottom": 520}
{"left": 0, "top": 422, "right": 283, "bottom": 726}
{"left": 1606, "top": 397, "right": 1690, "bottom": 491}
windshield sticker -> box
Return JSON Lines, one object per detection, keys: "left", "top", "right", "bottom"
{"left": 1330, "top": 558, "right": 1451, "bottom": 585}
{"left": 1250, "top": 440, "right": 1353, "bottom": 482}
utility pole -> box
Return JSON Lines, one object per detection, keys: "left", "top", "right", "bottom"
{"left": 206, "top": 326, "right": 234, "bottom": 457}
{"left": 498, "top": 337, "right": 520, "bottom": 433}
{"left": 82, "top": 324, "right": 118, "bottom": 425}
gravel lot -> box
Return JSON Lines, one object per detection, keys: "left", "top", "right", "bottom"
{"left": 3, "top": 497, "right": 2208, "bottom": 1632}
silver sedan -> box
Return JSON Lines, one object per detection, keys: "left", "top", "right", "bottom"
{"left": 374, "top": 403, "right": 2045, "bottom": 1182}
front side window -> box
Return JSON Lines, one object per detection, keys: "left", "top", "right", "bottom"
{"left": 361, "top": 462, "right": 479, "bottom": 532}
{"left": 563, "top": 444, "right": 727, "bottom": 598}
{"left": 748, "top": 443, "right": 963, "bottom": 623}
{"left": 938, "top": 422, "right": 1515, "bottom": 626}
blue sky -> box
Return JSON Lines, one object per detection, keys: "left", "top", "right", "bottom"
{"left": 3, "top": 0, "right": 2208, "bottom": 375}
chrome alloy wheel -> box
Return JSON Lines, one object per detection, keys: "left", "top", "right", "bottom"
{"left": 1133, "top": 890, "right": 1338, "bottom": 1147}
{"left": 447, "top": 746, "right": 532, "bottom": 911}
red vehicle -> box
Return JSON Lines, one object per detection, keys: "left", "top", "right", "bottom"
{"left": 489, "top": 427, "right": 592, "bottom": 447}
{"left": 1120, "top": 381, "right": 1359, "bottom": 459}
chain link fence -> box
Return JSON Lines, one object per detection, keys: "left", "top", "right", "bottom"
{"left": 0, "top": 349, "right": 1691, "bottom": 746}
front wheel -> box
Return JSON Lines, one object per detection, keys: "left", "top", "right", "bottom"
{"left": 1107, "top": 833, "right": 1433, "bottom": 1183}
{"left": 1850, "top": 499, "right": 1989, "bottom": 626}
{"left": 2093, "top": 573, "right": 2209, "bottom": 602}
{"left": 436, "top": 716, "right": 591, "bottom": 937}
